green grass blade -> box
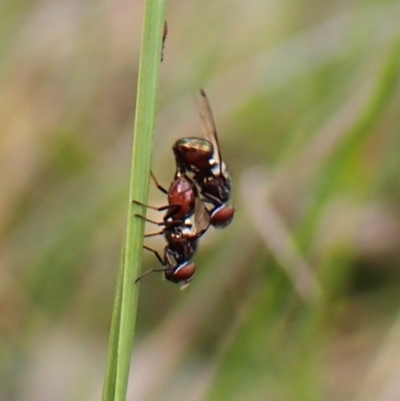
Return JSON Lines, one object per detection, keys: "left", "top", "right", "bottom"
{"left": 101, "top": 249, "right": 124, "bottom": 401}
{"left": 101, "top": 0, "right": 166, "bottom": 400}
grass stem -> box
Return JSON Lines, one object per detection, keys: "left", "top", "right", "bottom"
{"left": 101, "top": 1, "right": 166, "bottom": 400}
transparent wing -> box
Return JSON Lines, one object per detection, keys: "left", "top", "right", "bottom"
{"left": 192, "top": 197, "right": 210, "bottom": 237}
{"left": 196, "top": 89, "right": 222, "bottom": 165}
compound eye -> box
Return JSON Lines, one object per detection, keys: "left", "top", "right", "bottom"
{"left": 165, "top": 262, "right": 196, "bottom": 284}
{"left": 210, "top": 204, "right": 235, "bottom": 228}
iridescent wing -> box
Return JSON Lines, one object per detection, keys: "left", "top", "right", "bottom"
{"left": 196, "top": 89, "right": 222, "bottom": 167}
{"left": 192, "top": 197, "right": 210, "bottom": 238}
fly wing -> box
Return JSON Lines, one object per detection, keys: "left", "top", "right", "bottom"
{"left": 192, "top": 197, "right": 210, "bottom": 238}
{"left": 196, "top": 89, "right": 222, "bottom": 166}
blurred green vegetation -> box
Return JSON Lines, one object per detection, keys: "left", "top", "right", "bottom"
{"left": 1, "top": 0, "right": 400, "bottom": 400}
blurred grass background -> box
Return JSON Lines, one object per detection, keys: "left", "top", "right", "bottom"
{"left": 1, "top": 0, "right": 400, "bottom": 400}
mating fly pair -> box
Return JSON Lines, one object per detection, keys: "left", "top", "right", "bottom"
{"left": 134, "top": 89, "right": 234, "bottom": 288}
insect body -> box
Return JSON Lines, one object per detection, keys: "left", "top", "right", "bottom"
{"left": 173, "top": 89, "right": 235, "bottom": 228}
{"left": 134, "top": 89, "right": 234, "bottom": 287}
{"left": 135, "top": 197, "right": 210, "bottom": 287}
{"left": 161, "top": 20, "right": 168, "bottom": 62}
{"left": 134, "top": 171, "right": 198, "bottom": 223}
